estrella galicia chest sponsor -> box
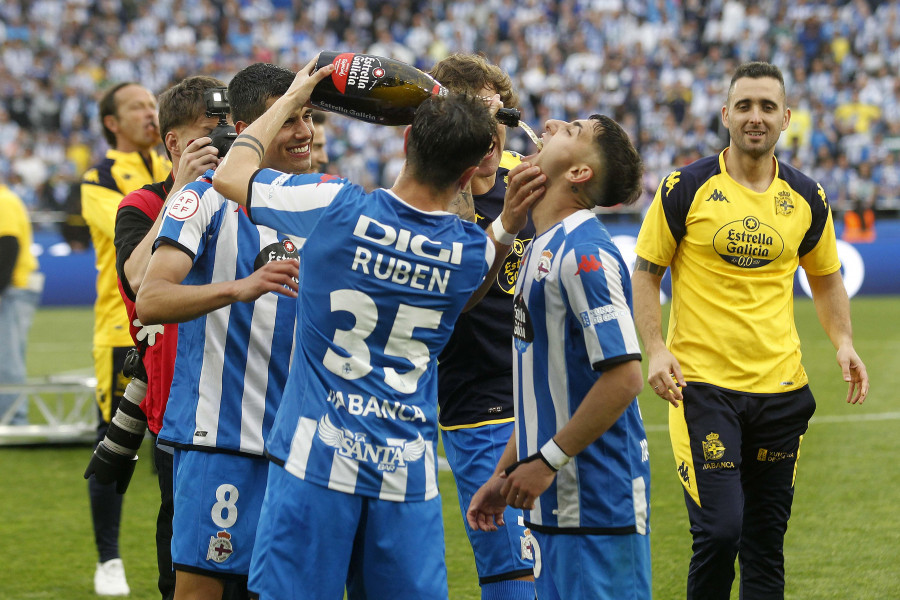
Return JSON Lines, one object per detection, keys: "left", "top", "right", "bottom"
{"left": 713, "top": 215, "right": 784, "bottom": 268}
{"left": 254, "top": 238, "right": 299, "bottom": 270}
{"left": 513, "top": 293, "right": 533, "bottom": 353}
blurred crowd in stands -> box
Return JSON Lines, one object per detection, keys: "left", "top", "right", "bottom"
{"left": 2, "top": 0, "right": 899, "bottom": 237}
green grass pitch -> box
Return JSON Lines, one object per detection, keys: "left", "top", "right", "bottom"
{"left": 1, "top": 297, "right": 897, "bottom": 599}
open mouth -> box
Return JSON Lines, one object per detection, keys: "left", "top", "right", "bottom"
{"left": 288, "top": 144, "right": 310, "bottom": 155}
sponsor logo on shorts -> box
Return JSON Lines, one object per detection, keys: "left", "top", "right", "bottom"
{"left": 206, "top": 531, "right": 233, "bottom": 563}
{"left": 701, "top": 433, "right": 735, "bottom": 470}
{"left": 757, "top": 448, "right": 795, "bottom": 463}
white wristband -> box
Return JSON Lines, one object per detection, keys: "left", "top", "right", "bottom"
{"left": 491, "top": 217, "right": 516, "bottom": 245}
{"left": 540, "top": 438, "right": 571, "bottom": 471}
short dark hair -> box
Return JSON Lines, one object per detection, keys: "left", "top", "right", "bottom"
{"left": 311, "top": 110, "right": 327, "bottom": 126}
{"left": 727, "top": 62, "right": 786, "bottom": 105}
{"left": 406, "top": 94, "right": 495, "bottom": 190}
{"left": 98, "top": 82, "right": 136, "bottom": 147}
{"left": 157, "top": 75, "right": 227, "bottom": 155}
{"left": 227, "top": 63, "right": 296, "bottom": 124}
{"left": 429, "top": 53, "right": 519, "bottom": 109}
{"left": 586, "top": 114, "right": 643, "bottom": 208}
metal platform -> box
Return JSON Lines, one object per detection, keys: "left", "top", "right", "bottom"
{"left": 0, "top": 375, "right": 97, "bottom": 445}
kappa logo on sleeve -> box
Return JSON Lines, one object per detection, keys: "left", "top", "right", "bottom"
{"left": 167, "top": 189, "right": 201, "bottom": 221}
{"left": 664, "top": 171, "right": 681, "bottom": 197}
{"left": 575, "top": 253, "right": 605, "bottom": 275}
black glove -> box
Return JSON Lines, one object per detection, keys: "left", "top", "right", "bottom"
{"left": 84, "top": 377, "right": 148, "bottom": 494}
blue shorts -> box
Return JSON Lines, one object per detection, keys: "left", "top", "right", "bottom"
{"left": 442, "top": 422, "right": 533, "bottom": 583}
{"left": 529, "top": 529, "right": 651, "bottom": 600}
{"left": 249, "top": 461, "right": 448, "bottom": 600}
{"left": 171, "top": 449, "right": 268, "bottom": 579}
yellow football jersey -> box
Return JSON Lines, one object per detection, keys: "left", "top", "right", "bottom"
{"left": 81, "top": 149, "right": 170, "bottom": 347}
{"left": 0, "top": 185, "right": 38, "bottom": 290}
{"left": 635, "top": 150, "right": 840, "bottom": 394}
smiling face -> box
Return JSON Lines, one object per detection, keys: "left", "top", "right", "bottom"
{"left": 242, "top": 97, "right": 314, "bottom": 174}
{"left": 722, "top": 76, "right": 790, "bottom": 160}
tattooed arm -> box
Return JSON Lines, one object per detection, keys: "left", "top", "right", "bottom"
{"left": 632, "top": 256, "right": 685, "bottom": 406}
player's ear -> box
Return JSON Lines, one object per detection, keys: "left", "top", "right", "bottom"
{"left": 164, "top": 131, "right": 179, "bottom": 158}
{"left": 402, "top": 125, "right": 411, "bottom": 153}
{"left": 234, "top": 121, "right": 249, "bottom": 134}
{"left": 781, "top": 107, "right": 791, "bottom": 132}
{"left": 567, "top": 163, "right": 593, "bottom": 185}
{"left": 103, "top": 114, "right": 120, "bottom": 136}
{"left": 457, "top": 164, "right": 478, "bottom": 192}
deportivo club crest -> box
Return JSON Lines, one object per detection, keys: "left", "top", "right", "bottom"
{"left": 207, "top": 531, "right": 233, "bottom": 563}
{"left": 535, "top": 250, "right": 553, "bottom": 281}
{"left": 702, "top": 432, "right": 726, "bottom": 461}
{"left": 775, "top": 191, "right": 794, "bottom": 216}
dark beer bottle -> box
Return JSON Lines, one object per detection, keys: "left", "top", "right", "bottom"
{"left": 310, "top": 51, "right": 521, "bottom": 127}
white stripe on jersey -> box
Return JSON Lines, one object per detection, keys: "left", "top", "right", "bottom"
{"left": 379, "top": 459, "right": 408, "bottom": 501}
{"left": 194, "top": 207, "right": 239, "bottom": 447}
{"left": 329, "top": 454, "right": 360, "bottom": 493}
{"left": 547, "top": 246, "right": 583, "bottom": 527}
{"left": 251, "top": 174, "right": 344, "bottom": 247}
{"left": 633, "top": 476, "right": 648, "bottom": 535}
{"left": 423, "top": 441, "right": 437, "bottom": 500}
{"left": 239, "top": 232, "right": 279, "bottom": 455}
{"left": 253, "top": 176, "right": 342, "bottom": 212}
{"left": 286, "top": 416, "right": 318, "bottom": 479}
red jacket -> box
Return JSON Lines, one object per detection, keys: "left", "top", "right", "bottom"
{"left": 114, "top": 175, "right": 178, "bottom": 434}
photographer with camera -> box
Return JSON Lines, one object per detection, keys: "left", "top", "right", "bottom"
{"left": 85, "top": 75, "right": 229, "bottom": 600}
{"left": 133, "top": 63, "right": 314, "bottom": 600}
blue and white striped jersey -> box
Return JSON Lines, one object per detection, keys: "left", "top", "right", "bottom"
{"left": 247, "top": 169, "right": 494, "bottom": 502}
{"left": 513, "top": 209, "right": 650, "bottom": 533}
{"left": 155, "top": 173, "right": 297, "bottom": 457}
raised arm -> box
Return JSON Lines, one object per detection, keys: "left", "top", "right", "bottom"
{"left": 632, "top": 257, "right": 685, "bottom": 406}
{"left": 213, "top": 58, "right": 334, "bottom": 205}
{"left": 806, "top": 270, "right": 868, "bottom": 404}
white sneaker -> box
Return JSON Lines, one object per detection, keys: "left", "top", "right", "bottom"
{"left": 94, "top": 558, "right": 130, "bottom": 596}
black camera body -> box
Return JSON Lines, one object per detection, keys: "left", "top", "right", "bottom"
{"left": 204, "top": 87, "right": 237, "bottom": 157}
